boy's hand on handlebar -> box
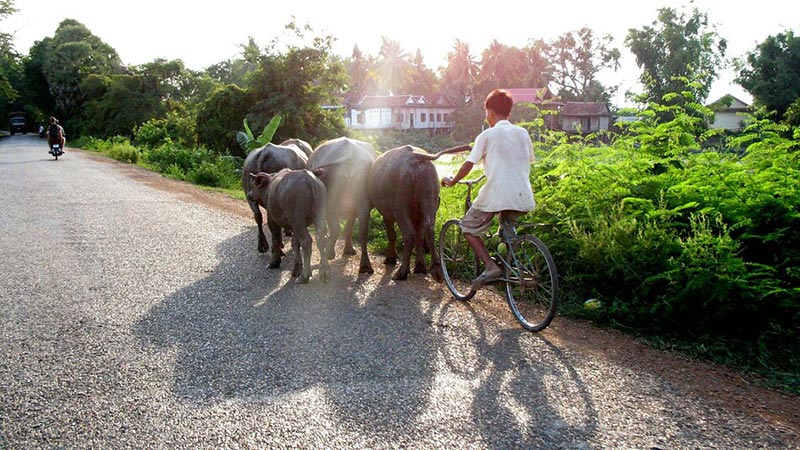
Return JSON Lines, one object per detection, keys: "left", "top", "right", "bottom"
{"left": 441, "top": 176, "right": 453, "bottom": 188}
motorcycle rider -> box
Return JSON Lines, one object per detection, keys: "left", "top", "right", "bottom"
{"left": 46, "top": 116, "right": 66, "bottom": 154}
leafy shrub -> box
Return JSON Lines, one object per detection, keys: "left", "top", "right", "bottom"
{"left": 107, "top": 137, "right": 141, "bottom": 164}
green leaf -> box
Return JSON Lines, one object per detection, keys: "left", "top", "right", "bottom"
{"left": 255, "top": 115, "right": 282, "bottom": 147}
{"left": 236, "top": 131, "right": 251, "bottom": 151}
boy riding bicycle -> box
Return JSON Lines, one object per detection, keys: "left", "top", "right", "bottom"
{"left": 441, "top": 89, "right": 535, "bottom": 290}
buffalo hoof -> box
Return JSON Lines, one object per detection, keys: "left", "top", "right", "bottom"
{"left": 392, "top": 269, "right": 409, "bottom": 281}
{"left": 359, "top": 263, "right": 374, "bottom": 274}
{"left": 258, "top": 239, "right": 269, "bottom": 254}
{"left": 413, "top": 263, "right": 427, "bottom": 274}
{"left": 297, "top": 273, "right": 310, "bottom": 284}
{"left": 291, "top": 265, "right": 303, "bottom": 278}
{"left": 268, "top": 260, "right": 281, "bottom": 269}
{"left": 431, "top": 265, "right": 444, "bottom": 283}
{"left": 320, "top": 266, "right": 331, "bottom": 283}
{"left": 383, "top": 255, "right": 397, "bottom": 266}
{"left": 343, "top": 246, "right": 357, "bottom": 256}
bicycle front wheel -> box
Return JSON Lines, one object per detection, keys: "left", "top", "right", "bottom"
{"left": 505, "top": 235, "right": 558, "bottom": 331}
{"left": 439, "top": 219, "right": 478, "bottom": 301}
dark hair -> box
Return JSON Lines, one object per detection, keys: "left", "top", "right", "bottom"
{"left": 484, "top": 89, "right": 513, "bottom": 117}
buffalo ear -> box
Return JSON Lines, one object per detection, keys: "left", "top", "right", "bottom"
{"left": 251, "top": 172, "right": 270, "bottom": 189}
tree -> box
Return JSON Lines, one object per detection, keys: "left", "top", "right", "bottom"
{"left": 245, "top": 23, "right": 347, "bottom": 147}
{"left": 377, "top": 37, "right": 410, "bottom": 94}
{"left": 548, "top": 27, "right": 620, "bottom": 103}
{"left": 80, "top": 73, "right": 165, "bottom": 138}
{"left": 403, "top": 49, "right": 438, "bottom": 97}
{"left": 735, "top": 30, "right": 800, "bottom": 120}
{"left": 0, "top": 0, "right": 20, "bottom": 114}
{"left": 625, "top": 5, "right": 726, "bottom": 105}
{"left": 345, "top": 45, "right": 377, "bottom": 100}
{"left": 441, "top": 39, "right": 479, "bottom": 106}
{"left": 475, "top": 39, "right": 534, "bottom": 98}
{"left": 35, "top": 19, "right": 123, "bottom": 124}
{"left": 196, "top": 84, "right": 252, "bottom": 155}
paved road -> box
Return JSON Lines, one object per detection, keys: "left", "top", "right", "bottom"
{"left": 1, "top": 135, "right": 797, "bottom": 449}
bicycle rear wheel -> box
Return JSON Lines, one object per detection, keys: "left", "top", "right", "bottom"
{"left": 439, "top": 219, "right": 479, "bottom": 301}
{"left": 505, "top": 235, "right": 558, "bottom": 331}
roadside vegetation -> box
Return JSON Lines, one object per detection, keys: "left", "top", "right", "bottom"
{"left": 2, "top": 1, "right": 798, "bottom": 393}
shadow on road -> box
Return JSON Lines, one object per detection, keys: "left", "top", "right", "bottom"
{"left": 134, "top": 228, "right": 597, "bottom": 445}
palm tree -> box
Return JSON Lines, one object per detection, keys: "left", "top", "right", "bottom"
{"left": 377, "top": 37, "right": 410, "bottom": 95}
{"left": 442, "top": 39, "right": 479, "bottom": 106}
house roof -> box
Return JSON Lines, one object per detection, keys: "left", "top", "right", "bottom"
{"left": 707, "top": 94, "right": 750, "bottom": 112}
{"left": 352, "top": 94, "right": 454, "bottom": 109}
{"left": 562, "top": 102, "right": 611, "bottom": 117}
{"left": 503, "top": 88, "right": 559, "bottom": 104}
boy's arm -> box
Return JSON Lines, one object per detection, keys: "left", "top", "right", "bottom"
{"left": 441, "top": 161, "right": 474, "bottom": 187}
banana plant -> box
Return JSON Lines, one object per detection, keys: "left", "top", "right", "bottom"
{"left": 236, "top": 115, "right": 282, "bottom": 154}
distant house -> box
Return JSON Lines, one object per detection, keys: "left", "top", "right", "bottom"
{"left": 345, "top": 94, "right": 456, "bottom": 134}
{"left": 561, "top": 102, "right": 612, "bottom": 133}
{"left": 504, "top": 88, "right": 563, "bottom": 129}
{"left": 708, "top": 95, "right": 751, "bottom": 131}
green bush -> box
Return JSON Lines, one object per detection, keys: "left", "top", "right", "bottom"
{"left": 107, "top": 138, "right": 141, "bottom": 164}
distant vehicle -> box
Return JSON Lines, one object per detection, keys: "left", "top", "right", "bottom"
{"left": 9, "top": 113, "right": 28, "bottom": 135}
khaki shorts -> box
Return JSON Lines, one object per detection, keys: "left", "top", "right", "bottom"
{"left": 460, "top": 208, "right": 526, "bottom": 236}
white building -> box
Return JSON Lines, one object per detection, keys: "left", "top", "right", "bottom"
{"left": 345, "top": 94, "right": 456, "bottom": 134}
{"left": 708, "top": 95, "right": 751, "bottom": 131}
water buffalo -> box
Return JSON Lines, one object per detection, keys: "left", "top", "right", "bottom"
{"left": 368, "top": 145, "right": 444, "bottom": 281}
{"left": 249, "top": 169, "right": 329, "bottom": 283}
{"left": 307, "top": 137, "right": 376, "bottom": 274}
{"left": 242, "top": 142, "right": 309, "bottom": 253}
{"left": 279, "top": 138, "right": 313, "bottom": 158}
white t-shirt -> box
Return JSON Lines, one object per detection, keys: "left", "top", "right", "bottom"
{"left": 466, "top": 120, "right": 535, "bottom": 212}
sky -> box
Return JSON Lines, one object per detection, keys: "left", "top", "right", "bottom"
{"left": 5, "top": 0, "right": 799, "bottom": 107}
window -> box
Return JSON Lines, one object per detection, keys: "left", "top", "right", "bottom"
{"left": 395, "top": 112, "right": 403, "bottom": 123}
{"left": 443, "top": 113, "right": 450, "bottom": 122}
{"left": 357, "top": 112, "right": 365, "bottom": 124}
{"left": 420, "top": 113, "right": 426, "bottom": 122}
{"left": 436, "top": 113, "right": 442, "bottom": 122}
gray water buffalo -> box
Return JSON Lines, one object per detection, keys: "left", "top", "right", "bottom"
{"left": 307, "top": 137, "right": 376, "bottom": 274}
{"left": 249, "top": 169, "right": 329, "bottom": 283}
{"left": 242, "top": 142, "right": 309, "bottom": 253}
{"left": 279, "top": 138, "right": 313, "bottom": 158}
{"left": 368, "top": 145, "right": 444, "bottom": 281}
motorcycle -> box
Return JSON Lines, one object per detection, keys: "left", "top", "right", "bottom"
{"left": 38, "top": 125, "right": 46, "bottom": 138}
{"left": 49, "top": 142, "right": 63, "bottom": 160}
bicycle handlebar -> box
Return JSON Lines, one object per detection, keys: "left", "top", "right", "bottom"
{"left": 457, "top": 174, "right": 486, "bottom": 186}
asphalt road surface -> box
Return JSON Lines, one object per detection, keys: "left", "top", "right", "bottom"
{"left": 1, "top": 135, "right": 798, "bottom": 449}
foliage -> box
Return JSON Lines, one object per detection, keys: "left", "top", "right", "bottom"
{"left": 134, "top": 110, "right": 196, "bottom": 149}
{"left": 349, "top": 129, "right": 456, "bottom": 154}
{"left": 195, "top": 83, "right": 252, "bottom": 156}
{"left": 245, "top": 23, "right": 347, "bottom": 146}
{"left": 79, "top": 73, "right": 165, "bottom": 138}
{"left": 735, "top": 30, "right": 800, "bottom": 119}
{"left": 34, "top": 19, "right": 123, "bottom": 122}
{"left": 236, "top": 115, "right": 281, "bottom": 153}
{"left": 546, "top": 27, "right": 621, "bottom": 103}
{"left": 0, "top": 0, "right": 19, "bottom": 111}
{"left": 519, "top": 89, "right": 799, "bottom": 390}
{"left": 625, "top": 5, "right": 726, "bottom": 105}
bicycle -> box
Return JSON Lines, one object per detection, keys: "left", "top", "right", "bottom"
{"left": 438, "top": 175, "right": 558, "bottom": 332}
